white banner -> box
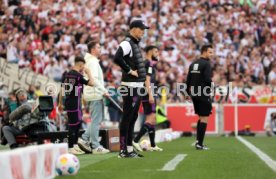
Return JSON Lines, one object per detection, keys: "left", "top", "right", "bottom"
{"left": 0, "top": 59, "right": 60, "bottom": 95}
{"left": 0, "top": 143, "right": 68, "bottom": 179}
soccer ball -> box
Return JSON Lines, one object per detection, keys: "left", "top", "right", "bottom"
{"left": 164, "top": 133, "right": 172, "bottom": 142}
{"left": 171, "top": 132, "right": 178, "bottom": 140}
{"left": 171, "top": 131, "right": 181, "bottom": 139}
{"left": 139, "top": 139, "right": 151, "bottom": 151}
{"left": 55, "top": 153, "right": 80, "bottom": 176}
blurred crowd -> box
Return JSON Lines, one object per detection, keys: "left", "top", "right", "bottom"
{"left": 0, "top": 0, "right": 275, "bottom": 104}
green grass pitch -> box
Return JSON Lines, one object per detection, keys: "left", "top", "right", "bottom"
{"left": 55, "top": 136, "right": 276, "bottom": 179}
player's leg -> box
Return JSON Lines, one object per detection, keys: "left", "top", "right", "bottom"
{"left": 147, "top": 113, "right": 162, "bottom": 151}
{"left": 79, "top": 101, "right": 93, "bottom": 153}
{"left": 68, "top": 112, "right": 84, "bottom": 154}
{"left": 133, "top": 101, "right": 152, "bottom": 144}
{"left": 133, "top": 113, "right": 154, "bottom": 152}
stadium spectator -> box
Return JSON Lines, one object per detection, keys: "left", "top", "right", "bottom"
{"left": 268, "top": 64, "right": 276, "bottom": 85}
{"left": 0, "top": 0, "right": 274, "bottom": 104}
{"left": 6, "top": 38, "right": 19, "bottom": 63}
{"left": 266, "top": 112, "right": 276, "bottom": 136}
{"left": 7, "top": 92, "right": 17, "bottom": 113}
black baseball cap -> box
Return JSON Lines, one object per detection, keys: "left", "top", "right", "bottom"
{"left": 129, "top": 20, "right": 149, "bottom": 30}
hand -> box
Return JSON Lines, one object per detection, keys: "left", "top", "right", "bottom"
{"left": 149, "top": 96, "right": 155, "bottom": 104}
{"left": 58, "top": 105, "right": 63, "bottom": 112}
{"left": 88, "top": 78, "right": 95, "bottom": 86}
{"left": 129, "top": 70, "right": 138, "bottom": 77}
{"left": 185, "top": 95, "right": 191, "bottom": 102}
{"left": 84, "top": 67, "right": 90, "bottom": 75}
{"left": 103, "top": 92, "right": 110, "bottom": 97}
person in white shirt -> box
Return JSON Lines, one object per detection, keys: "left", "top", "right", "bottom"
{"left": 268, "top": 65, "right": 276, "bottom": 85}
{"left": 7, "top": 39, "right": 19, "bottom": 63}
{"left": 78, "top": 40, "right": 110, "bottom": 154}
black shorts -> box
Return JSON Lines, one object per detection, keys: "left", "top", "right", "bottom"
{"left": 67, "top": 111, "right": 82, "bottom": 126}
{"left": 142, "top": 96, "right": 156, "bottom": 115}
{"left": 191, "top": 97, "right": 212, "bottom": 116}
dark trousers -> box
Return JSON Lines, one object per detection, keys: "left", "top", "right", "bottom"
{"left": 67, "top": 111, "right": 81, "bottom": 148}
{"left": 119, "top": 86, "right": 142, "bottom": 151}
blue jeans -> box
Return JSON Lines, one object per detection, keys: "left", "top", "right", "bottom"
{"left": 82, "top": 100, "right": 104, "bottom": 149}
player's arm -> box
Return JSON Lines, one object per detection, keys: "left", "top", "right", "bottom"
{"left": 58, "top": 85, "right": 64, "bottom": 111}
{"left": 145, "top": 63, "right": 154, "bottom": 104}
{"left": 145, "top": 75, "right": 154, "bottom": 104}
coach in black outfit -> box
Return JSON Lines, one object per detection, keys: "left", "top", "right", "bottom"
{"left": 186, "top": 45, "right": 214, "bottom": 150}
{"left": 114, "top": 20, "right": 149, "bottom": 158}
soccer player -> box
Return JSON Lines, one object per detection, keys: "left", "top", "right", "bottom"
{"left": 133, "top": 45, "right": 163, "bottom": 152}
{"left": 186, "top": 45, "right": 214, "bottom": 150}
{"left": 59, "top": 56, "right": 94, "bottom": 155}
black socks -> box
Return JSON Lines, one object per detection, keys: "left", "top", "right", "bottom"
{"left": 134, "top": 123, "right": 150, "bottom": 143}
{"left": 197, "top": 121, "right": 207, "bottom": 146}
{"left": 134, "top": 123, "right": 156, "bottom": 147}
{"left": 196, "top": 120, "right": 200, "bottom": 142}
{"left": 148, "top": 127, "right": 156, "bottom": 147}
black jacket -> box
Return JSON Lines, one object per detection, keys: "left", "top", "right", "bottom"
{"left": 186, "top": 57, "right": 212, "bottom": 98}
{"left": 114, "top": 34, "right": 146, "bottom": 82}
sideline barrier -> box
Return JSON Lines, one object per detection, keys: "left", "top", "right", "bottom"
{"left": 0, "top": 143, "right": 68, "bottom": 179}
{"left": 223, "top": 104, "right": 276, "bottom": 132}
{"left": 166, "top": 103, "right": 276, "bottom": 133}
{"left": 166, "top": 104, "right": 218, "bottom": 134}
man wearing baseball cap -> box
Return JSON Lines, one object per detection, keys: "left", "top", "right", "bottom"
{"left": 114, "top": 19, "right": 149, "bottom": 158}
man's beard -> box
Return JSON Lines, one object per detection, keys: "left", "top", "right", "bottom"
{"left": 152, "top": 55, "right": 158, "bottom": 61}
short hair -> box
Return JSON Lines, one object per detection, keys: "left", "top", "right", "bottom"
{"left": 87, "top": 40, "right": 98, "bottom": 52}
{"left": 144, "top": 45, "right": 158, "bottom": 53}
{"left": 15, "top": 88, "right": 27, "bottom": 98}
{"left": 201, "top": 44, "right": 213, "bottom": 54}
{"left": 74, "top": 56, "right": 85, "bottom": 64}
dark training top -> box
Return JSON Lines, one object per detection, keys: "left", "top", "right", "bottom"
{"left": 62, "top": 70, "right": 89, "bottom": 111}
{"left": 145, "top": 60, "right": 156, "bottom": 84}
{"left": 186, "top": 57, "right": 212, "bottom": 98}
{"left": 114, "top": 34, "right": 146, "bottom": 83}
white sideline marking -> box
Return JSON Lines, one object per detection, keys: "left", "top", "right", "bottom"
{"left": 161, "top": 154, "right": 187, "bottom": 171}
{"left": 237, "top": 136, "right": 276, "bottom": 172}
{"left": 191, "top": 141, "right": 196, "bottom": 146}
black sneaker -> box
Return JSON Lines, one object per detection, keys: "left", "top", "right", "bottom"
{"left": 195, "top": 143, "right": 209, "bottom": 150}
{"left": 118, "top": 150, "right": 129, "bottom": 158}
{"left": 0, "top": 137, "right": 7, "bottom": 145}
{"left": 128, "top": 151, "right": 144, "bottom": 158}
